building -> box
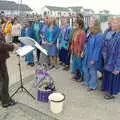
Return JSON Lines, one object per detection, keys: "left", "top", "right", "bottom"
{"left": 83, "top": 9, "right": 95, "bottom": 15}
{"left": 40, "top": 6, "right": 96, "bottom": 17}
{"left": 68, "top": 6, "right": 83, "bottom": 16}
{"left": 41, "top": 6, "right": 69, "bottom": 17}
{"left": 99, "top": 10, "right": 110, "bottom": 15}
{"left": 41, "top": 6, "right": 84, "bottom": 17}
{"left": 0, "top": 0, "right": 32, "bottom": 16}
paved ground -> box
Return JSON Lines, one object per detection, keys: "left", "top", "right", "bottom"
{"left": 7, "top": 53, "right": 35, "bottom": 86}
{"left": 0, "top": 53, "right": 120, "bottom": 120}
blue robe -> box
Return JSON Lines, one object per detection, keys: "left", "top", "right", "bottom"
{"left": 58, "top": 25, "right": 72, "bottom": 65}
{"left": 83, "top": 33, "right": 103, "bottom": 70}
{"left": 83, "top": 32, "right": 103, "bottom": 89}
{"left": 45, "top": 25, "right": 59, "bottom": 56}
{"left": 40, "top": 24, "right": 48, "bottom": 42}
{"left": 32, "top": 22, "right": 43, "bottom": 43}
{"left": 21, "top": 26, "right": 34, "bottom": 63}
{"left": 102, "top": 31, "right": 120, "bottom": 72}
{"left": 102, "top": 31, "right": 120, "bottom": 95}
{"left": 58, "top": 25, "right": 72, "bottom": 50}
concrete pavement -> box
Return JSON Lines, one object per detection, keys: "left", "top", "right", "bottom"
{"left": 0, "top": 53, "right": 120, "bottom": 120}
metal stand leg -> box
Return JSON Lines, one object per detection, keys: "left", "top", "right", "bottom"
{"left": 11, "top": 56, "right": 35, "bottom": 99}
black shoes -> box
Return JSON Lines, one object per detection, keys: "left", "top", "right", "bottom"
{"left": 49, "top": 65, "right": 55, "bottom": 70}
{"left": 27, "top": 63, "right": 34, "bottom": 67}
{"left": 104, "top": 95, "right": 115, "bottom": 100}
{"left": 2, "top": 99, "right": 16, "bottom": 108}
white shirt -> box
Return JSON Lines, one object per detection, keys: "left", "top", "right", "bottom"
{"left": 12, "top": 23, "right": 22, "bottom": 37}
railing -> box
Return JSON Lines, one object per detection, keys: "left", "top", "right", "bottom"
{"left": 22, "top": 13, "right": 119, "bottom": 27}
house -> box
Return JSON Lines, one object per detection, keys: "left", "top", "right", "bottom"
{"left": 99, "top": 10, "right": 110, "bottom": 15}
{"left": 0, "top": 0, "right": 32, "bottom": 16}
{"left": 83, "top": 9, "right": 95, "bottom": 15}
{"left": 41, "top": 6, "right": 96, "bottom": 17}
{"left": 68, "top": 6, "right": 83, "bottom": 16}
{"left": 41, "top": 6, "right": 69, "bottom": 17}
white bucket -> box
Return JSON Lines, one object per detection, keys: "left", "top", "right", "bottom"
{"left": 48, "top": 93, "right": 65, "bottom": 114}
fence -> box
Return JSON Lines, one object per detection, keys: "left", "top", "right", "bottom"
{"left": 24, "top": 13, "right": 118, "bottom": 27}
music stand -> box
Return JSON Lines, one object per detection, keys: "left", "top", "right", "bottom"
{"left": 11, "top": 45, "right": 35, "bottom": 99}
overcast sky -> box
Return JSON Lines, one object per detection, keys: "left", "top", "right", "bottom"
{"left": 10, "top": 0, "right": 120, "bottom": 14}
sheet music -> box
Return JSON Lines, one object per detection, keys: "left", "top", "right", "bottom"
{"left": 34, "top": 41, "right": 48, "bottom": 56}
{"left": 18, "top": 37, "right": 35, "bottom": 46}
{"left": 16, "top": 45, "right": 35, "bottom": 57}
{"left": 18, "top": 37, "right": 48, "bottom": 56}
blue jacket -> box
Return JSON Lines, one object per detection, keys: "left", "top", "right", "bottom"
{"left": 45, "top": 25, "right": 60, "bottom": 43}
{"left": 102, "top": 31, "right": 120, "bottom": 72}
{"left": 32, "top": 22, "right": 43, "bottom": 43}
{"left": 83, "top": 32, "right": 103, "bottom": 70}
{"left": 58, "top": 25, "right": 72, "bottom": 49}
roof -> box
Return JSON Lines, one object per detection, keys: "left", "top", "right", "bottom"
{"left": 84, "top": 9, "right": 94, "bottom": 13}
{"left": 68, "top": 6, "right": 83, "bottom": 12}
{"left": 0, "top": 0, "right": 32, "bottom": 11}
{"left": 0, "top": 0, "right": 16, "bottom": 10}
{"left": 100, "top": 10, "right": 110, "bottom": 13}
{"left": 17, "top": 4, "right": 32, "bottom": 11}
{"left": 45, "top": 6, "right": 69, "bottom": 12}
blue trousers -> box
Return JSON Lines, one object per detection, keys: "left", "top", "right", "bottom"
{"left": 83, "top": 64, "right": 97, "bottom": 89}
{"left": 70, "top": 54, "right": 83, "bottom": 76}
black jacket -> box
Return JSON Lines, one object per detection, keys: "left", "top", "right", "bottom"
{"left": 0, "top": 32, "right": 14, "bottom": 61}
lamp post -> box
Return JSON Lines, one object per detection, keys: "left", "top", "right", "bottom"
{"left": 20, "top": 0, "right": 22, "bottom": 16}
{"left": 19, "top": 0, "right": 23, "bottom": 22}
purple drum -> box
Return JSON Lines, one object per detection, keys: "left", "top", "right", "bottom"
{"left": 37, "top": 88, "right": 52, "bottom": 102}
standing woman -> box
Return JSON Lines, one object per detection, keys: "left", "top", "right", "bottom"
{"left": 40, "top": 17, "right": 49, "bottom": 43}
{"left": 58, "top": 17, "right": 72, "bottom": 70}
{"left": 102, "top": 18, "right": 120, "bottom": 99}
{"left": 21, "top": 21, "right": 34, "bottom": 66}
{"left": 83, "top": 18, "right": 103, "bottom": 91}
{"left": 2, "top": 17, "right": 12, "bottom": 43}
{"left": 70, "top": 19, "right": 86, "bottom": 81}
{"left": 45, "top": 18, "right": 59, "bottom": 69}
{"left": 39, "top": 17, "right": 49, "bottom": 65}
{"left": 11, "top": 17, "right": 22, "bottom": 43}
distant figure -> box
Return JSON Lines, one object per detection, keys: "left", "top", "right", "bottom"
{"left": 2, "top": 17, "right": 12, "bottom": 43}
{"left": 39, "top": 17, "right": 50, "bottom": 65}
{"left": 45, "top": 18, "right": 60, "bottom": 69}
{"left": 12, "top": 17, "right": 22, "bottom": 43}
{"left": 21, "top": 21, "right": 34, "bottom": 66}
{"left": 58, "top": 17, "right": 72, "bottom": 70}
{"left": 32, "top": 17, "right": 42, "bottom": 63}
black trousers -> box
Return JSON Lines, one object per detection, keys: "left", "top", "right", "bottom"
{"left": 37, "top": 48, "right": 41, "bottom": 62}
{"left": 12, "top": 36, "right": 20, "bottom": 43}
{"left": 0, "top": 61, "right": 10, "bottom": 104}
{"left": 36, "top": 41, "right": 42, "bottom": 63}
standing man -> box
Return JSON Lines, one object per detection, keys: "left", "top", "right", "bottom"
{"left": 32, "top": 17, "right": 42, "bottom": 63}
{"left": 0, "top": 31, "right": 17, "bottom": 107}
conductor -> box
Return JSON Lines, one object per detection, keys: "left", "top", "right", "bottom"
{"left": 0, "top": 31, "right": 17, "bottom": 108}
